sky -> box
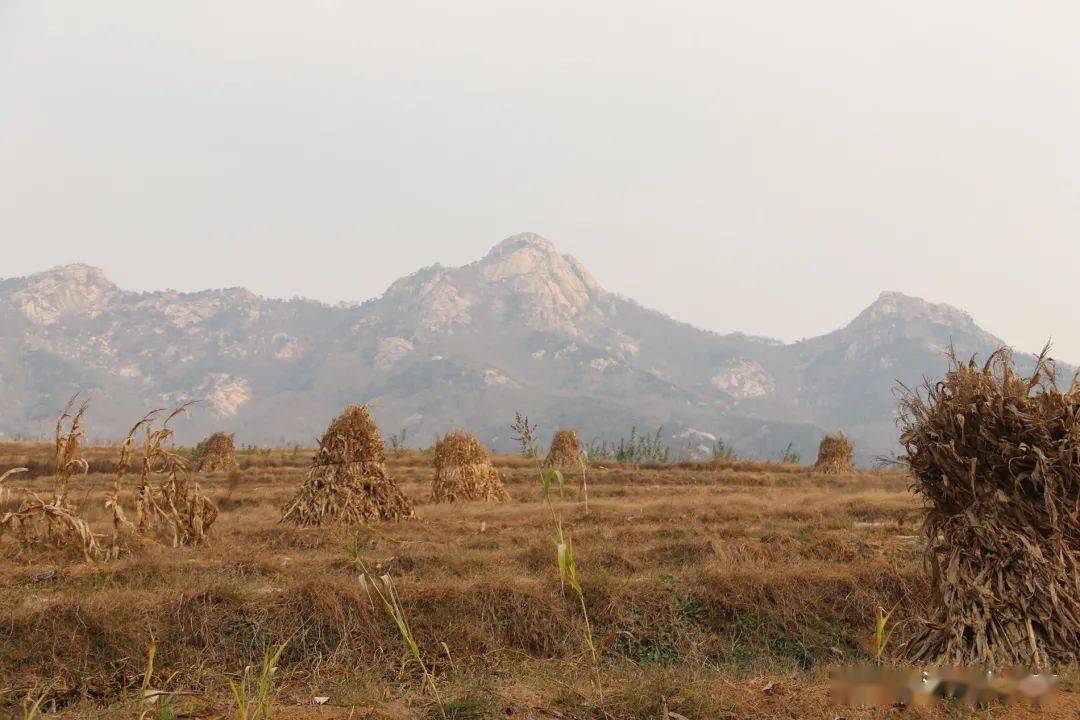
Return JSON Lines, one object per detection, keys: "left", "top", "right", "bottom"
{"left": 2, "top": 2, "right": 1078, "bottom": 360}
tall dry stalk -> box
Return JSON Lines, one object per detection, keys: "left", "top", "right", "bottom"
{"left": 50, "top": 396, "right": 89, "bottom": 506}
{"left": 0, "top": 397, "right": 102, "bottom": 561}
{"left": 107, "top": 403, "right": 216, "bottom": 550}
{"left": 105, "top": 412, "right": 156, "bottom": 556}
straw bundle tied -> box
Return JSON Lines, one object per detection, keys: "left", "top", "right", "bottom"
{"left": 814, "top": 434, "right": 854, "bottom": 474}
{"left": 545, "top": 428, "right": 585, "bottom": 473}
{"left": 431, "top": 430, "right": 509, "bottom": 503}
{"left": 898, "top": 347, "right": 1079, "bottom": 669}
{"left": 281, "top": 405, "right": 413, "bottom": 524}
{"left": 195, "top": 432, "right": 238, "bottom": 472}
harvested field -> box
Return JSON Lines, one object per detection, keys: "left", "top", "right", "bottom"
{"left": 0, "top": 442, "right": 1074, "bottom": 719}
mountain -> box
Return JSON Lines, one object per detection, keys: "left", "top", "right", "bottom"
{"left": 0, "top": 234, "right": 1063, "bottom": 462}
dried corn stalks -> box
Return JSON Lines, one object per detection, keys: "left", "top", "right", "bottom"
{"left": 545, "top": 428, "right": 585, "bottom": 474}
{"left": 813, "top": 434, "right": 854, "bottom": 474}
{"left": 105, "top": 411, "right": 157, "bottom": 557}
{"left": 281, "top": 405, "right": 414, "bottom": 525}
{"left": 430, "top": 430, "right": 509, "bottom": 503}
{"left": 898, "top": 347, "right": 1080, "bottom": 669}
{"left": 194, "top": 432, "right": 238, "bottom": 472}
{"left": 111, "top": 403, "right": 217, "bottom": 548}
{"left": 0, "top": 397, "right": 103, "bottom": 561}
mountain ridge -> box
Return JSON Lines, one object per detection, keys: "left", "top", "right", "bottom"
{"left": 0, "top": 234, "right": 1061, "bottom": 463}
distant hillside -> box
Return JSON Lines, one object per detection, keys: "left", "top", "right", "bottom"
{"left": 0, "top": 234, "right": 1065, "bottom": 463}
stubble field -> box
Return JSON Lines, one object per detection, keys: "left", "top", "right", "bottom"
{"left": 0, "top": 443, "right": 1074, "bottom": 719}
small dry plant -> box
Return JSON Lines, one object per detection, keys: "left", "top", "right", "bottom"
{"left": 0, "top": 397, "right": 102, "bottom": 560}
{"left": 355, "top": 556, "right": 447, "bottom": 720}
{"left": 510, "top": 412, "right": 539, "bottom": 458}
{"left": 872, "top": 602, "right": 899, "bottom": 665}
{"left": 540, "top": 468, "right": 601, "bottom": 697}
{"left": 229, "top": 643, "right": 286, "bottom": 720}
{"left": 18, "top": 691, "right": 47, "bottom": 720}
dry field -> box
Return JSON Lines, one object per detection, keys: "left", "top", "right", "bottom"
{"left": 0, "top": 443, "right": 1074, "bottom": 719}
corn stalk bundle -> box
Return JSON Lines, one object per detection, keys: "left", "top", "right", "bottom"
{"left": 0, "top": 397, "right": 102, "bottom": 561}
{"left": 281, "top": 405, "right": 413, "bottom": 525}
{"left": 431, "top": 430, "right": 509, "bottom": 503}
{"left": 194, "top": 432, "right": 238, "bottom": 472}
{"left": 545, "top": 428, "right": 585, "bottom": 474}
{"left": 898, "top": 348, "right": 1079, "bottom": 669}
{"left": 814, "top": 434, "right": 854, "bottom": 474}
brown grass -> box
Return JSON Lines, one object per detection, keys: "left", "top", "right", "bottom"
{"left": 1, "top": 440, "right": 1073, "bottom": 718}
{"left": 430, "top": 430, "right": 509, "bottom": 503}
{"left": 194, "top": 432, "right": 238, "bottom": 473}
{"left": 898, "top": 348, "right": 1080, "bottom": 669}
{"left": 281, "top": 405, "right": 413, "bottom": 524}
{"left": 814, "top": 433, "right": 854, "bottom": 474}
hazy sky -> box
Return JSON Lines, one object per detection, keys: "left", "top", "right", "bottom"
{"left": 3, "top": 2, "right": 1078, "bottom": 360}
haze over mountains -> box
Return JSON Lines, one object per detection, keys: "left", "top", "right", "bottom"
{"left": 0, "top": 234, "right": 1058, "bottom": 462}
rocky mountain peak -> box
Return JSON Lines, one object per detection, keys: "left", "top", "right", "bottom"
{"left": 818, "top": 290, "right": 1004, "bottom": 361}
{"left": 483, "top": 231, "right": 558, "bottom": 258}
{"left": 6, "top": 263, "right": 119, "bottom": 324}
{"left": 859, "top": 291, "right": 978, "bottom": 328}
{"left": 378, "top": 233, "right": 607, "bottom": 335}
{"left": 478, "top": 232, "right": 602, "bottom": 296}
{"left": 473, "top": 233, "right": 606, "bottom": 334}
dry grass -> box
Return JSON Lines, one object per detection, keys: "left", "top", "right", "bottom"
{"left": 195, "top": 432, "right": 239, "bottom": 473}
{"left": 898, "top": 348, "right": 1080, "bottom": 669}
{"left": 430, "top": 430, "right": 508, "bottom": 503}
{"left": 281, "top": 405, "right": 413, "bottom": 525}
{"left": 1, "top": 441, "right": 1074, "bottom": 718}
{"left": 813, "top": 434, "right": 854, "bottom": 474}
